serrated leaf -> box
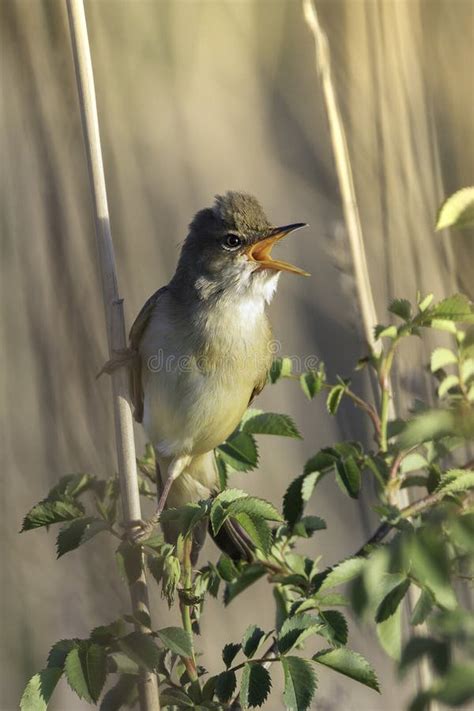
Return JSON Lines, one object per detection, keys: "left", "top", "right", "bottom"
{"left": 159, "top": 501, "right": 208, "bottom": 539}
{"left": 374, "top": 324, "right": 397, "bottom": 340}
{"left": 269, "top": 356, "right": 293, "bottom": 383}
{"left": 48, "top": 473, "right": 95, "bottom": 500}
{"left": 438, "top": 374, "right": 459, "bottom": 398}
{"left": 224, "top": 564, "right": 266, "bottom": 606}
{"left": 426, "top": 294, "right": 474, "bottom": 323}
{"left": 436, "top": 186, "right": 474, "bottom": 230}
{"left": 234, "top": 512, "right": 272, "bottom": 554}
{"left": 222, "top": 642, "right": 241, "bottom": 668}
{"left": 100, "top": 675, "right": 137, "bottom": 711}
{"left": 410, "top": 589, "right": 435, "bottom": 626}
{"left": 278, "top": 614, "right": 319, "bottom": 654}
{"left": 281, "top": 656, "right": 317, "bottom": 711}
{"left": 292, "top": 515, "right": 326, "bottom": 538}
{"left": 241, "top": 626, "right": 266, "bottom": 659}
{"left": 218, "top": 432, "right": 259, "bottom": 472}
{"left": 240, "top": 663, "right": 272, "bottom": 708}
{"left": 317, "top": 610, "right": 348, "bottom": 646}
{"left": 156, "top": 627, "right": 193, "bottom": 658}
{"left": 242, "top": 410, "right": 301, "bottom": 438}
{"left": 398, "top": 409, "right": 455, "bottom": 448}
{"left": 377, "top": 604, "right": 402, "bottom": 660}
{"left": 228, "top": 497, "right": 282, "bottom": 523}
{"left": 435, "top": 469, "right": 474, "bottom": 496}
{"left": 47, "top": 639, "right": 77, "bottom": 668}
{"left": 335, "top": 456, "right": 361, "bottom": 499}
{"left": 300, "top": 367, "right": 325, "bottom": 400}
{"left": 210, "top": 489, "right": 248, "bottom": 534}
{"left": 375, "top": 579, "right": 410, "bottom": 623}
{"left": 389, "top": 298, "right": 412, "bottom": 321}
{"left": 159, "top": 688, "right": 194, "bottom": 707}
{"left": 56, "top": 517, "right": 109, "bottom": 558}
{"left": 317, "top": 557, "right": 366, "bottom": 592}
{"left": 107, "top": 652, "right": 140, "bottom": 675}
{"left": 21, "top": 499, "right": 85, "bottom": 531}
{"left": 118, "top": 632, "right": 162, "bottom": 671}
{"left": 64, "top": 643, "right": 107, "bottom": 703}
{"left": 20, "top": 668, "right": 62, "bottom": 711}
{"left": 313, "top": 648, "right": 379, "bottom": 691}
{"left": 418, "top": 293, "right": 434, "bottom": 312}
{"left": 283, "top": 453, "right": 335, "bottom": 526}
{"left": 326, "top": 385, "right": 345, "bottom": 415}
{"left": 430, "top": 347, "right": 457, "bottom": 372}
{"left": 215, "top": 453, "right": 228, "bottom": 491}
{"left": 215, "top": 670, "right": 237, "bottom": 703}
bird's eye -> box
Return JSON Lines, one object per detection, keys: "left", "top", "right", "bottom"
{"left": 222, "top": 233, "right": 242, "bottom": 250}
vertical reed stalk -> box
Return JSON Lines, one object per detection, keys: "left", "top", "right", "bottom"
{"left": 66, "top": 1, "right": 160, "bottom": 708}
{"left": 302, "top": 0, "right": 436, "bottom": 701}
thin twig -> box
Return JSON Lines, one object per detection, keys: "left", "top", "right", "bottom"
{"left": 66, "top": 1, "right": 159, "bottom": 707}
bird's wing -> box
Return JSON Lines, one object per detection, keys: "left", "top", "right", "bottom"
{"left": 129, "top": 286, "right": 168, "bottom": 423}
{"left": 248, "top": 372, "right": 267, "bottom": 407}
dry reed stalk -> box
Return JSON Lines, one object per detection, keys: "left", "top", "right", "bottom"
{"left": 303, "top": 0, "right": 437, "bottom": 701}
{"left": 66, "top": 1, "right": 160, "bottom": 708}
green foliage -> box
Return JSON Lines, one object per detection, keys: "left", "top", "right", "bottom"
{"left": 20, "top": 273, "right": 474, "bottom": 709}
{"left": 436, "top": 186, "right": 474, "bottom": 230}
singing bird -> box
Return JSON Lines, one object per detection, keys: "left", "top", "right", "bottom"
{"left": 128, "top": 192, "right": 308, "bottom": 561}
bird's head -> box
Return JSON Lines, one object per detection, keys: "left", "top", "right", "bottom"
{"left": 172, "top": 191, "right": 309, "bottom": 302}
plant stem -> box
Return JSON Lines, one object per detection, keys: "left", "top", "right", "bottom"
{"left": 179, "top": 538, "right": 198, "bottom": 682}
{"left": 379, "top": 343, "right": 397, "bottom": 452}
{"left": 66, "top": 2, "right": 159, "bottom": 707}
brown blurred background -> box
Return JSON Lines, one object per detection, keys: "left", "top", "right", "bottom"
{"left": 1, "top": 0, "right": 473, "bottom": 709}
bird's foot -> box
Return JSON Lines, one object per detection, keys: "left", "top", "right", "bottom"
{"left": 123, "top": 516, "right": 159, "bottom": 545}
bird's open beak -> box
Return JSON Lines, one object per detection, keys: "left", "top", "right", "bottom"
{"left": 245, "top": 223, "right": 310, "bottom": 276}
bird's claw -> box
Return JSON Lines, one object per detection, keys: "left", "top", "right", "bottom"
{"left": 123, "top": 517, "right": 158, "bottom": 545}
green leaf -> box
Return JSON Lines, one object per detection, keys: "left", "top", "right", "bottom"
{"left": 218, "top": 432, "right": 258, "bottom": 472}
{"left": 376, "top": 604, "right": 402, "bottom": 660}
{"left": 20, "top": 668, "right": 62, "bottom": 711}
{"left": 118, "top": 632, "right": 162, "bottom": 671}
{"left": 398, "top": 409, "right": 455, "bottom": 448}
{"left": 326, "top": 385, "right": 345, "bottom": 415}
{"left": 100, "top": 675, "right": 137, "bottom": 711}
{"left": 436, "top": 186, "right": 474, "bottom": 230}
{"left": 317, "top": 610, "right": 348, "bottom": 646}
{"left": 317, "top": 557, "right": 365, "bottom": 593}
{"left": 48, "top": 473, "right": 95, "bottom": 500}
{"left": 242, "top": 625, "right": 266, "bottom": 658}
{"left": 159, "top": 502, "right": 208, "bottom": 539}
{"left": 156, "top": 627, "right": 193, "bottom": 658}
{"left": 215, "top": 670, "right": 237, "bottom": 703}
{"left": 425, "top": 294, "right": 474, "bottom": 323}
{"left": 224, "top": 564, "right": 266, "bottom": 606}
{"left": 281, "top": 657, "right": 317, "bottom": 711}
{"left": 283, "top": 452, "right": 335, "bottom": 525}
{"left": 300, "top": 366, "right": 325, "bottom": 400}
{"left": 56, "top": 517, "right": 109, "bottom": 558}
{"left": 400, "top": 453, "right": 428, "bottom": 474}
{"left": 430, "top": 347, "right": 457, "bottom": 372}
{"left": 107, "top": 652, "right": 140, "bottom": 675}
{"left": 389, "top": 298, "right": 412, "bottom": 321}
{"left": 375, "top": 579, "right": 410, "bottom": 623}
{"left": 222, "top": 642, "right": 241, "bottom": 668}
{"left": 64, "top": 643, "right": 107, "bottom": 703}
{"left": 159, "top": 688, "right": 194, "bottom": 708}
{"left": 234, "top": 512, "right": 272, "bottom": 554}
{"left": 374, "top": 324, "right": 398, "bottom": 340}
{"left": 269, "top": 356, "right": 293, "bottom": 383}
{"left": 21, "top": 499, "right": 85, "bottom": 531}
{"left": 242, "top": 410, "right": 301, "bottom": 438}
{"left": 228, "top": 496, "right": 282, "bottom": 523}
{"left": 215, "top": 453, "right": 228, "bottom": 491}
{"left": 210, "top": 489, "right": 248, "bottom": 534}
{"left": 335, "top": 456, "right": 361, "bottom": 499}
{"left": 313, "top": 648, "right": 379, "bottom": 691}
{"left": 418, "top": 293, "right": 434, "bottom": 312}
{"left": 278, "top": 614, "right": 319, "bottom": 654}
{"left": 240, "top": 663, "right": 272, "bottom": 708}
{"left": 47, "top": 639, "right": 77, "bottom": 668}
{"left": 438, "top": 374, "right": 459, "bottom": 398}
{"left": 409, "top": 530, "right": 457, "bottom": 610}
{"left": 292, "top": 515, "right": 326, "bottom": 538}
{"left": 435, "top": 469, "right": 474, "bottom": 496}
{"left": 410, "top": 589, "right": 435, "bottom": 626}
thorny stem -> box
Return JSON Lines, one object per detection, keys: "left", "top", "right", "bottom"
{"left": 180, "top": 538, "right": 198, "bottom": 682}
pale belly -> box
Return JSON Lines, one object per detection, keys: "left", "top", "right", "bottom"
{"left": 142, "top": 364, "right": 253, "bottom": 458}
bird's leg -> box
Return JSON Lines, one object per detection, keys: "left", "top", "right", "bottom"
{"left": 127, "top": 454, "right": 192, "bottom": 543}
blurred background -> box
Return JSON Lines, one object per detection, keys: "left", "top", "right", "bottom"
{"left": 1, "top": 0, "right": 473, "bottom": 708}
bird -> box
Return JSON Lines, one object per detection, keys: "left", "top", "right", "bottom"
{"left": 126, "top": 191, "right": 308, "bottom": 562}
